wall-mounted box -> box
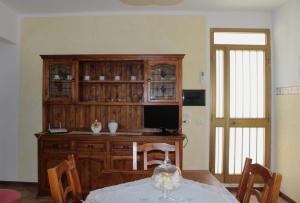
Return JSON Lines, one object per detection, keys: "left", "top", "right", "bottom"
{"left": 183, "top": 90, "right": 205, "bottom": 106}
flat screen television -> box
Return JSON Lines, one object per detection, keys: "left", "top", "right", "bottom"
{"left": 144, "top": 105, "right": 179, "bottom": 133}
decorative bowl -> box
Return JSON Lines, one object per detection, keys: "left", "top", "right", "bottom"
{"left": 152, "top": 160, "right": 182, "bottom": 202}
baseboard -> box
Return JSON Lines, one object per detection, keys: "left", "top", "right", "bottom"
{"left": 279, "top": 192, "right": 297, "bottom": 203}
{"left": 0, "top": 180, "right": 37, "bottom": 187}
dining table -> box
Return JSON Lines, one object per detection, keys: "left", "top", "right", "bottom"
{"left": 84, "top": 170, "right": 239, "bottom": 203}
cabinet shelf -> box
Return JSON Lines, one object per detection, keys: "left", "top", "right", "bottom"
{"left": 43, "top": 55, "right": 183, "bottom": 130}
{"left": 78, "top": 102, "right": 145, "bottom": 106}
{"left": 50, "top": 79, "right": 74, "bottom": 83}
{"left": 150, "top": 80, "right": 176, "bottom": 83}
{"left": 79, "top": 80, "right": 144, "bottom": 84}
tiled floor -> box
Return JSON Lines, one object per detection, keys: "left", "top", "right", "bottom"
{"left": 0, "top": 183, "right": 51, "bottom": 203}
{"left": 0, "top": 182, "right": 290, "bottom": 203}
{"left": 231, "top": 191, "right": 289, "bottom": 203}
{"left": 250, "top": 196, "right": 289, "bottom": 203}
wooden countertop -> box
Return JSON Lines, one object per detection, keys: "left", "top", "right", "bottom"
{"left": 35, "top": 131, "right": 186, "bottom": 140}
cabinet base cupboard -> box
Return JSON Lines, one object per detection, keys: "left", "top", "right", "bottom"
{"left": 35, "top": 133, "right": 184, "bottom": 195}
{"left": 35, "top": 54, "right": 185, "bottom": 196}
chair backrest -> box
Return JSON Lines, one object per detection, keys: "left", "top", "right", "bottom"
{"left": 236, "top": 158, "right": 282, "bottom": 203}
{"left": 132, "top": 142, "right": 180, "bottom": 170}
{"left": 47, "top": 154, "right": 82, "bottom": 203}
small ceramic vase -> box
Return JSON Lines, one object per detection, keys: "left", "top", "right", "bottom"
{"left": 131, "top": 94, "right": 141, "bottom": 102}
{"left": 91, "top": 120, "right": 102, "bottom": 134}
{"left": 108, "top": 121, "right": 118, "bottom": 134}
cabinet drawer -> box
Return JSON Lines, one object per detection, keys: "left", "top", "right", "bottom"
{"left": 111, "top": 142, "right": 133, "bottom": 152}
{"left": 76, "top": 142, "right": 106, "bottom": 153}
{"left": 110, "top": 155, "right": 133, "bottom": 170}
{"left": 42, "top": 141, "right": 70, "bottom": 153}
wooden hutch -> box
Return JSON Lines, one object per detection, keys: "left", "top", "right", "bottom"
{"left": 35, "top": 54, "right": 185, "bottom": 195}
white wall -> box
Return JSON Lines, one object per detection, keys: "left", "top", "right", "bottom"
{"left": 0, "top": 40, "right": 20, "bottom": 181}
{"left": 0, "top": 2, "right": 18, "bottom": 44}
{"left": 206, "top": 11, "right": 272, "bottom": 28}
{"left": 0, "top": 1, "right": 20, "bottom": 181}
{"left": 273, "top": 0, "right": 300, "bottom": 87}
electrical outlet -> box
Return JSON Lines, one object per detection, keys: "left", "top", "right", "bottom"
{"left": 183, "top": 112, "right": 191, "bottom": 126}
{"left": 194, "top": 119, "right": 202, "bottom": 126}
{"left": 183, "top": 119, "right": 190, "bottom": 126}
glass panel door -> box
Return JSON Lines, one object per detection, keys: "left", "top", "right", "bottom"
{"left": 226, "top": 49, "right": 268, "bottom": 182}
{"left": 47, "top": 62, "right": 75, "bottom": 100}
{"left": 230, "top": 50, "right": 265, "bottom": 119}
{"left": 228, "top": 127, "right": 265, "bottom": 175}
{"left": 210, "top": 29, "right": 271, "bottom": 183}
{"left": 148, "top": 62, "right": 178, "bottom": 102}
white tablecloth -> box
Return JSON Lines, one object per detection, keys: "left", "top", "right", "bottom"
{"left": 85, "top": 178, "right": 239, "bottom": 203}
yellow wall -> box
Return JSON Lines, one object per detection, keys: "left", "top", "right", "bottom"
{"left": 273, "top": 0, "right": 300, "bottom": 201}
{"left": 19, "top": 15, "right": 207, "bottom": 181}
{"left": 276, "top": 95, "right": 300, "bottom": 201}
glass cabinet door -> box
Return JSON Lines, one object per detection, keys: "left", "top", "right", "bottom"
{"left": 148, "top": 62, "right": 178, "bottom": 102}
{"left": 45, "top": 61, "right": 75, "bottom": 101}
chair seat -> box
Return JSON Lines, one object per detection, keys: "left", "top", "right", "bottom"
{"left": 0, "top": 189, "right": 21, "bottom": 203}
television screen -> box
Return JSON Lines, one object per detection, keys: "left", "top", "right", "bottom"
{"left": 144, "top": 105, "right": 179, "bottom": 130}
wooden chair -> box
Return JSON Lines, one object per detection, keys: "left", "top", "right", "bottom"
{"left": 47, "top": 154, "right": 83, "bottom": 203}
{"left": 236, "top": 158, "right": 282, "bottom": 203}
{"left": 132, "top": 142, "right": 180, "bottom": 170}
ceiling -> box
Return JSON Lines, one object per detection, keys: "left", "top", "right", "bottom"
{"left": 0, "top": 0, "right": 288, "bottom": 15}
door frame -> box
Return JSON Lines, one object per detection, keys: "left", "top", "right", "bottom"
{"left": 209, "top": 28, "right": 271, "bottom": 183}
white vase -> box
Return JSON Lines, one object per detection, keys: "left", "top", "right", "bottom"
{"left": 91, "top": 120, "right": 102, "bottom": 134}
{"left": 108, "top": 121, "right": 118, "bottom": 134}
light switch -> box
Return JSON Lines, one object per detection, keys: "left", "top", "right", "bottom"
{"left": 194, "top": 119, "right": 202, "bottom": 126}
{"left": 199, "top": 71, "right": 205, "bottom": 83}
